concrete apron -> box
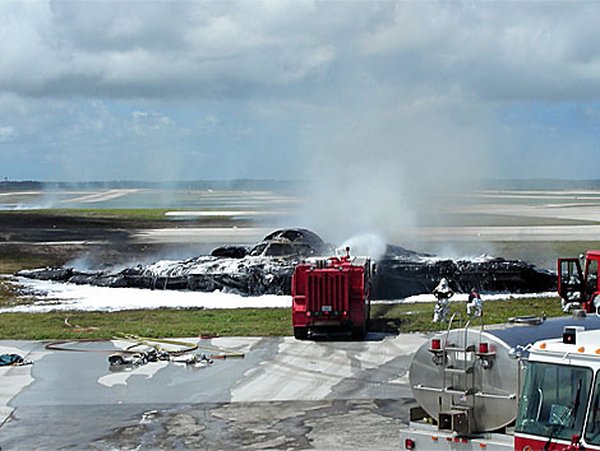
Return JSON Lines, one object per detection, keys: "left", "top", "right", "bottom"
{"left": 0, "top": 341, "right": 40, "bottom": 426}
{"left": 0, "top": 334, "right": 427, "bottom": 448}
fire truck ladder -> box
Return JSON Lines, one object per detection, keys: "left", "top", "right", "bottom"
{"left": 442, "top": 314, "right": 476, "bottom": 396}
{"left": 436, "top": 313, "right": 479, "bottom": 434}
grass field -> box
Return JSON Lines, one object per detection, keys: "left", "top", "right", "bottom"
{"left": 31, "top": 208, "right": 173, "bottom": 221}
{"left": 0, "top": 208, "right": 253, "bottom": 226}
{"left": 9, "top": 207, "right": 600, "bottom": 227}
{"left": 0, "top": 297, "right": 563, "bottom": 340}
{"left": 0, "top": 308, "right": 291, "bottom": 340}
{"left": 370, "top": 296, "right": 563, "bottom": 333}
{"left": 0, "top": 256, "right": 55, "bottom": 275}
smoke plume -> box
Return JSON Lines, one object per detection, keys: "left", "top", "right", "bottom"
{"left": 298, "top": 91, "right": 492, "bottom": 248}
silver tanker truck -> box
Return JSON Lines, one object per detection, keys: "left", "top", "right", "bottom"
{"left": 399, "top": 314, "right": 600, "bottom": 450}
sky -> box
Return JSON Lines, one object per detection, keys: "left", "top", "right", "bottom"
{"left": 0, "top": 0, "right": 600, "bottom": 184}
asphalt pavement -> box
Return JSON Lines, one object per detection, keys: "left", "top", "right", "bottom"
{"left": 0, "top": 333, "right": 426, "bottom": 450}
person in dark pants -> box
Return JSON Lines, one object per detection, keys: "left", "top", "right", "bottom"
{"left": 467, "top": 287, "right": 483, "bottom": 317}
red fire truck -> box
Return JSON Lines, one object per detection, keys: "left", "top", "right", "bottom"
{"left": 558, "top": 250, "right": 600, "bottom": 313}
{"left": 291, "top": 247, "right": 375, "bottom": 340}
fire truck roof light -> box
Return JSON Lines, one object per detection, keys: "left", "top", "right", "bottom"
{"left": 564, "top": 330, "right": 577, "bottom": 344}
{"left": 563, "top": 326, "right": 585, "bottom": 344}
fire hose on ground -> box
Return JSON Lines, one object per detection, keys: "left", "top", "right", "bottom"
{"left": 45, "top": 334, "right": 245, "bottom": 368}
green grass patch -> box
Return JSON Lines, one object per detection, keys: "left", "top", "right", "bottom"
{"left": 0, "top": 308, "right": 292, "bottom": 340}
{"left": 0, "top": 256, "right": 58, "bottom": 274}
{"left": 1, "top": 208, "right": 254, "bottom": 229}
{"left": 0, "top": 279, "right": 18, "bottom": 307}
{"left": 0, "top": 296, "right": 566, "bottom": 340}
{"left": 19, "top": 208, "right": 172, "bottom": 222}
{"left": 371, "top": 296, "right": 564, "bottom": 333}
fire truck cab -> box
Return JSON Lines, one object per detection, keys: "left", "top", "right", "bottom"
{"left": 291, "top": 247, "right": 375, "bottom": 340}
{"left": 399, "top": 316, "right": 600, "bottom": 451}
{"left": 515, "top": 327, "right": 600, "bottom": 450}
{"left": 558, "top": 251, "right": 600, "bottom": 313}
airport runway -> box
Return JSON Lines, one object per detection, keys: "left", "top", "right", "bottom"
{"left": 0, "top": 333, "right": 426, "bottom": 450}
{"left": 132, "top": 223, "right": 600, "bottom": 248}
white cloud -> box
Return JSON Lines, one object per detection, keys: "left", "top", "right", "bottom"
{"left": 0, "top": 1, "right": 598, "bottom": 103}
{"left": 0, "top": 1, "right": 346, "bottom": 99}
{"left": 0, "top": 125, "right": 17, "bottom": 142}
{"left": 131, "top": 110, "right": 174, "bottom": 136}
{"left": 0, "top": 1, "right": 599, "bottom": 182}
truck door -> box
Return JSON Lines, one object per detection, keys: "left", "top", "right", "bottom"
{"left": 585, "top": 371, "right": 600, "bottom": 447}
{"left": 584, "top": 256, "right": 600, "bottom": 309}
{"left": 558, "top": 258, "right": 584, "bottom": 304}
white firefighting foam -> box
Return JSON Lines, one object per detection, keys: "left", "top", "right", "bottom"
{"left": 1, "top": 276, "right": 556, "bottom": 313}
{"left": 3, "top": 277, "right": 291, "bottom": 313}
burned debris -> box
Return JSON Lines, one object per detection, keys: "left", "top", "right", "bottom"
{"left": 373, "top": 252, "right": 556, "bottom": 299}
{"left": 16, "top": 228, "right": 556, "bottom": 299}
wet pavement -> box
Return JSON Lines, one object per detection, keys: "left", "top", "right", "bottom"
{"left": 0, "top": 333, "right": 426, "bottom": 450}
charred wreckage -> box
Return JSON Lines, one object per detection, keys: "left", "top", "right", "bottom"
{"left": 16, "top": 228, "right": 556, "bottom": 299}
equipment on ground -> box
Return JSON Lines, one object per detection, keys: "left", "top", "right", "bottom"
{"left": 399, "top": 314, "right": 600, "bottom": 450}
{"left": 0, "top": 353, "right": 32, "bottom": 366}
{"left": 45, "top": 335, "right": 244, "bottom": 372}
{"left": 291, "top": 247, "right": 375, "bottom": 340}
{"left": 558, "top": 250, "right": 600, "bottom": 313}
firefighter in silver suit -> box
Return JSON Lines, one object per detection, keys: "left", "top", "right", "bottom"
{"left": 432, "top": 278, "right": 454, "bottom": 322}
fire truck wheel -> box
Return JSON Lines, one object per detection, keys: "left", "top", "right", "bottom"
{"left": 351, "top": 325, "right": 366, "bottom": 340}
{"left": 293, "top": 327, "right": 308, "bottom": 340}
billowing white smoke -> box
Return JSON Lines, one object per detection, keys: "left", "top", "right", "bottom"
{"left": 67, "top": 255, "right": 102, "bottom": 272}
{"left": 339, "top": 234, "right": 387, "bottom": 261}
{"left": 0, "top": 190, "right": 59, "bottom": 211}
{"left": 298, "top": 90, "right": 492, "bottom": 249}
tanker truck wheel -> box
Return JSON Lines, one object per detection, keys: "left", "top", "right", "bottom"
{"left": 293, "top": 327, "right": 308, "bottom": 340}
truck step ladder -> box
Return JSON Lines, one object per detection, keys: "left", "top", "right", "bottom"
{"left": 436, "top": 313, "right": 485, "bottom": 434}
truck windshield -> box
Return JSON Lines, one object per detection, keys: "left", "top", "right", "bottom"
{"left": 516, "top": 362, "right": 592, "bottom": 442}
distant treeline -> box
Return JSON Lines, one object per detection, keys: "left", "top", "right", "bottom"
{"left": 0, "top": 179, "right": 303, "bottom": 193}
{"left": 2, "top": 178, "right": 600, "bottom": 193}
{"left": 482, "top": 179, "right": 600, "bottom": 190}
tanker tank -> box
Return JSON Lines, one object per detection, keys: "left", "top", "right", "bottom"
{"left": 409, "top": 314, "right": 600, "bottom": 435}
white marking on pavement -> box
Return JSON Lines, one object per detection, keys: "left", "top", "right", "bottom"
{"left": 97, "top": 361, "right": 169, "bottom": 387}
{"left": 231, "top": 338, "right": 353, "bottom": 402}
{"left": 0, "top": 344, "right": 46, "bottom": 425}
{"left": 355, "top": 334, "right": 427, "bottom": 371}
